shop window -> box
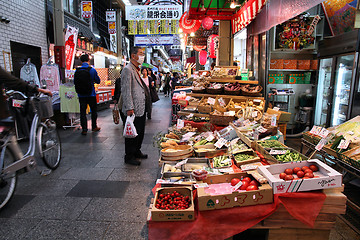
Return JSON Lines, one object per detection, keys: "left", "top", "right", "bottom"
{"left": 63, "top": 0, "right": 80, "bottom": 17}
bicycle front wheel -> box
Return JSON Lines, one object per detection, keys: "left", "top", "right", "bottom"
{"left": 0, "top": 146, "right": 17, "bottom": 210}
{"left": 37, "top": 119, "right": 61, "bottom": 170}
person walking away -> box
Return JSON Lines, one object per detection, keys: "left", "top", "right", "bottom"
{"left": 112, "top": 75, "right": 126, "bottom": 124}
{"left": 120, "top": 47, "right": 151, "bottom": 165}
{"left": 0, "top": 66, "right": 52, "bottom": 120}
{"left": 141, "top": 67, "right": 153, "bottom": 119}
{"left": 74, "top": 54, "right": 101, "bottom": 135}
{"left": 155, "top": 72, "right": 161, "bottom": 91}
{"left": 164, "top": 72, "right": 171, "bottom": 97}
{"left": 170, "top": 72, "right": 179, "bottom": 98}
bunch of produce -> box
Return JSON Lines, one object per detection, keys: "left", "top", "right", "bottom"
{"left": 211, "top": 109, "right": 235, "bottom": 116}
{"left": 186, "top": 116, "right": 210, "bottom": 122}
{"left": 279, "top": 165, "right": 319, "bottom": 181}
{"left": 212, "top": 68, "right": 228, "bottom": 77}
{"left": 230, "top": 177, "right": 259, "bottom": 191}
{"left": 192, "top": 78, "right": 209, "bottom": 90}
{"left": 261, "top": 113, "right": 276, "bottom": 128}
{"left": 275, "top": 150, "right": 303, "bottom": 162}
{"left": 212, "top": 155, "right": 232, "bottom": 168}
{"left": 330, "top": 136, "right": 349, "bottom": 153}
{"left": 237, "top": 107, "right": 262, "bottom": 121}
{"left": 184, "top": 163, "right": 208, "bottom": 172}
{"left": 165, "top": 132, "right": 180, "bottom": 140}
{"left": 188, "top": 97, "right": 201, "bottom": 104}
{"left": 241, "top": 84, "right": 262, "bottom": 93}
{"left": 229, "top": 142, "right": 248, "bottom": 154}
{"left": 193, "top": 139, "right": 215, "bottom": 146}
{"left": 224, "top": 82, "right": 242, "bottom": 91}
{"left": 155, "top": 191, "right": 191, "bottom": 210}
{"left": 207, "top": 83, "right": 223, "bottom": 89}
{"left": 248, "top": 100, "right": 264, "bottom": 111}
{"left": 163, "top": 164, "right": 182, "bottom": 173}
{"left": 258, "top": 140, "right": 284, "bottom": 148}
{"left": 234, "top": 153, "right": 255, "bottom": 162}
{"left": 227, "top": 100, "right": 247, "bottom": 109}
{"left": 160, "top": 139, "right": 178, "bottom": 148}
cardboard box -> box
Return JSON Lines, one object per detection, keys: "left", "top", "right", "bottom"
{"left": 288, "top": 73, "right": 305, "bottom": 84}
{"left": 197, "top": 173, "right": 273, "bottom": 211}
{"left": 297, "top": 60, "right": 311, "bottom": 70}
{"left": 283, "top": 60, "right": 297, "bottom": 69}
{"left": 270, "top": 59, "right": 284, "bottom": 69}
{"left": 151, "top": 186, "right": 195, "bottom": 221}
{"left": 258, "top": 159, "right": 343, "bottom": 194}
{"left": 266, "top": 108, "right": 291, "bottom": 123}
{"left": 268, "top": 74, "right": 284, "bottom": 84}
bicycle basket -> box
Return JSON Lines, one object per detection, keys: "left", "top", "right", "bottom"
{"left": 33, "top": 96, "right": 54, "bottom": 118}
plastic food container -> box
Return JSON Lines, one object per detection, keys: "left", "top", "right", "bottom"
{"left": 192, "top": 169, "right": 208, "bottom": 181}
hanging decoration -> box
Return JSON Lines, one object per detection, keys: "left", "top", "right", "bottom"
{"left": 179, "top": 11, "right": 202, "bottom": 34}
{"left": 202, "top": 16, "right": 214, "bottom": 30}
{"left": 207, "top": 34, "right": 219, "bottom": 59}
{"left": 199, "top": 50, "right": 207, "bottom": 65}
{"left": 193, "top": 45, "right": 206, "bottom": 52}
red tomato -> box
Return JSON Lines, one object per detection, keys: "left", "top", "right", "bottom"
{"left": 240, "top": 181, "right": 249, "bottom": 190}
{"left": 293, "top": 167, "right": 301, "bottom": 174}
{"left": 309, "top": 165, "right": 319, "bottom": 172}
{"left": 297, "top": 170, "right": 305, "bottom": 178}
{"left": 284, "top": 175, "right": 294, "bottom": 181}
{"left": 279, "top": 172, "right": 287, "bottom": 179}
{"left": 284, "top": 168, "right": 293, "bottom": 175}
{"left": 246, "top": 185, "right": 258, "bottom": 191}
{"left": 304, "top": 169, "right": 313, "bottom": 174}
{"left": 249, "top": 180, "right": 259, "bottom": 187}
{"left": 304, "top": 172, "right": 314, "bottom": 178}
{"left": 242, "top": 177, "right": 251, "bottom": 183}
{"left": 301, "top": 166, "right": 309, "bottom": 172}
{"left": 231, "top": 178, "right": 241, "bottom": 186}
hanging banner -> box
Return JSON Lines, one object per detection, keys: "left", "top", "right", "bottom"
{"left": 160, "top": 20, "right": 170, "bottom": 34}
{"left": 108, "top": 21, "right": 116, "bottom": 34}
{"left": 137, "top": 20, "right": 148, "bottom": 35}
{"left": 149, "top": 20, "right": 160, "bottom": 34}
{"left": 231, "top": 0, "right": 268, "bottom": 34}
{"left": 125, "top": 5, "right": 182, "bottom": 20}
{"left": 81, "top": 1, "right": 93, "bottom": 19}
{"left": 64, "top": 25, "right": 78, "bottom": 70}
{"left": 134, "top": 35, "right": 174, "bottom": 46}
{"left": 106, "top": 11, "right": 116, "bottom": 22}
{"left": 128, "top": 20, "right": 137, "bottom": 35}
{"left": 171, "top": 20, "right": 179, "bottom": 34}
{"left": 110, "top": 33, "right": 117, "bottom": 53}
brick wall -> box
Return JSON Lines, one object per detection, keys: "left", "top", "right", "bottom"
{"left": 0, "top": 0, "right": 48, "bottom": 71}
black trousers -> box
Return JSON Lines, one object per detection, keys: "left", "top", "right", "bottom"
{"left": 79, "top": 97, "right": 98, "bottom": 131}
{"left": 125, "top": 114, "right": 146, "bottom": 159}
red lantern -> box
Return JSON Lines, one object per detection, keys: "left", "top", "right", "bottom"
{"left": 193, "top": 45, "right": 206, "bottom": 52}
{"left": 199, "top": 50, "right": 207, "bottom": 65}
{"left": 202, "top": 17, "right": 214, "bottom": 30}
{"left": 179, "top": 11, "right": 202, "bottom": 34}
{"left": 207, "top": 34, "right": 219, "bottom": 59}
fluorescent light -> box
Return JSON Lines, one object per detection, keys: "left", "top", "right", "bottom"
{"left": 94, "top": 34, "right": 101, "bottom": 38}
{"left": 230, "top": 1, "right": 236, "bottom": 8}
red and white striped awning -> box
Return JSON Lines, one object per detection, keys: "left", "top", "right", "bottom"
{"left": 231, "top": 0, "right": 268, "bottom": 34}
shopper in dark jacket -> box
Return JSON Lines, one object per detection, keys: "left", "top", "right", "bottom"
{"left": 112, "top": 76, "right": 126, "bottom": 124}
{"left": 0, "top": 66, "right": 52, "bottom": 119}
{"left": 164, "top": 72, "right": 171, "bottom": 97}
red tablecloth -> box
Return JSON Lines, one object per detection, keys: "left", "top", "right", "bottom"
{"left": 183, "top": 120, "right": 226, "bottom": 132}
{"left": 148, "top": 189, "right": 326, "bottom": 240}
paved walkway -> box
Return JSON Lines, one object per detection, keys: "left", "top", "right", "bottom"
{"left": 0, "top": 94, "right": 171, "bottom": 239}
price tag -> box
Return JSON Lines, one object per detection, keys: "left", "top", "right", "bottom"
{"left": 241, "top": 163, "right": 263, "bottom": 171}
{"left": 271, "top": 116, "right": 277, "bottom": 126}
{"left": 177, "top": 119, "right": 184, "bottom": 129}
{"left": 230, "top": 137, "right": 240, "bottom": 146}
{"left": 231, "top": 181, "right": 243, "bottom": 191}
{"left": 310, "top": 126, "right": 322, "bottom": 136}
{"left": 194, "top": 183, "right": 209, "bottom": 188}
{"left": 194, "top": 135, "right": 202, "bottom": 141}
{"left": 269, "top": 150, "right": 287, "bottom": 155}
{"left": 183, "top": 132, "right": 196, "bottom": 138}
{"left": 214, "top": 138, "right": 228, "bottom": 148}
{"left": 273, "top": 107, "right": 280, "bottom": 111}
{"left": 187, "top": 113, "right": 194, "bottom": 118}
{"left": 206, "top": 134, "right": 215, "bottom": 142}
{"left": 218, "top": 97, "right": 226, "bottom": 107}
{"left": 315, "top": 138, "right": 327, "bottom": 151}
{"left": 319, "top": 128, "right": 330, "bottom": 138}
{"left": 337, "top": 139, "right": 350, "bottom": 149}
{"left": 207, "top": 97, "right": 216, "bottom": 105}
{"left": 253, "top": 99, "right": 262, "bottom": 103}
{"left": 175, "top": 159, "right": 188, "bottom": 168}
{"left": 224, "top": 111, "right": 235, "bottom": 116}
{"left": 252, "top": 111, "right": 258, "bottom": 118}
{"left": 256, "top": 126, "right": 268, "bottom": 133}
{"left": 218, "top": 168, "right": 234, "bottom": 173}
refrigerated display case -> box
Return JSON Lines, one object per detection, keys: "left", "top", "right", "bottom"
{"left": 315, "top": 30, "right": 360, "bottom": 127}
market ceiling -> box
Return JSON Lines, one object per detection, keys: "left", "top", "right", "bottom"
{"left": 188, "top": 0, "right": 245, "bottom": 20}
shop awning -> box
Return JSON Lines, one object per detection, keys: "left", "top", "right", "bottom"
{"left": 142, "top": 62, "right": 155, "bottom": 69}
{"left": 247, "top": 0, "right": 326, "bottom": 36}
{"left": 231, "top": 0, "right": 268, "bottom": 34}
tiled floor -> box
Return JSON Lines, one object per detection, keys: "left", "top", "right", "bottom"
{"left": 0, "top": 93, "right": 359, "bottom": 239}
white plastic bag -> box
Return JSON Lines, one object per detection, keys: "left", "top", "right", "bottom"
{"left": 123, "top": 115, "right": 138, "bottom": 138}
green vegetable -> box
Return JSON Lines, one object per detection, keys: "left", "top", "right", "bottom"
{"left": 331, "top": 136, "right": 344, "bottom": 150}
{"left": 213, "top": 155, "right": 231, "bottom": 168}
{"left": 234, "top": 153, "right": 255, "bottom": 162}
{"left": 258, "top": 140, "right": 284, "bottom": 149}
{"left": 275, "top": 151, "right": 303, "bottom": 162}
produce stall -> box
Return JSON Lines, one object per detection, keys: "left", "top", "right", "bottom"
{"left": 148, "top": 108, "right": 347, "bottom": 239}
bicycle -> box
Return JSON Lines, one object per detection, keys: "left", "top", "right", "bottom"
{"left": 0, "top": 91, "right": 62, "bottom": 209}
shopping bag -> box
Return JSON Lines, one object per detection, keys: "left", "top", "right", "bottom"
{"left": 112, "top": 105, "right": 120, "bottom": 125}
{"left": 123, "top": 115, "right": 138, "bottom": 138}
{"left": 150, "top": 87, "right": 160, "bottom": 103}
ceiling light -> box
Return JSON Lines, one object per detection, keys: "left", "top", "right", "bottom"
{"left": 190, "top": 32, "right": 195, "bottom": 37}
{"left": 230, "top": 0, "right": 236, "bottom": 9}
{"left": 179, "top": 28, "right": 183, "bottom": 33}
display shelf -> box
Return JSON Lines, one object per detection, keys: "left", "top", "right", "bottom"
{"left": 188, "top": 93, "right": 264, "bottom": 100}
{"left": 269, "top": 69, "right": 316, "bottom": 72}
{"left": 209, "top": 79, "right": 258, "bottom": 85}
